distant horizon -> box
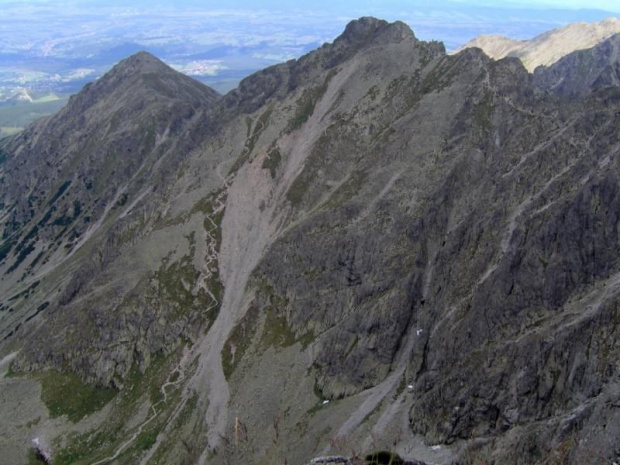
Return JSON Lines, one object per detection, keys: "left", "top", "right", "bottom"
{"left": 0, "top": 1, "right": 618, "bottom": 104}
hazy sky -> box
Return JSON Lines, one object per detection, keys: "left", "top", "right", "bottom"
{"left": 459, "top": 0, "right": 620, "bottom": 11}
{"left": 94, "top": 0, "right": 620, "bottom": 13}
{"left": 1, "top": 0, "right": 619, "bottom": 11}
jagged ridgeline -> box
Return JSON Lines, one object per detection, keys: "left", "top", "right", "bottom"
{"left": 1, "top": 16, "right": 620, "bottom": 465}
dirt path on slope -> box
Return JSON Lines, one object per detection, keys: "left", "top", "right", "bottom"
{"left": 91, "top": 347, "right": 193, "bottom": 465}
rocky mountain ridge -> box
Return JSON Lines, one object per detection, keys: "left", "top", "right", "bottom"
{"left": 1, "top": 16, "right": 620, "bottom": 465}
{"left": 457, "top": 17, "right": 620, "bottom": 71}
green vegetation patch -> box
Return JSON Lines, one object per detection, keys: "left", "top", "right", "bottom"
{"left": 136, "top": 429, "right": 158, "bottom": 451}
{"left": 262, "top": 147, "right": 282, "bottom": 179}
{"left": 148, "top": 393, "right": 204, "bottom": 464}
{"left": 152, "top": 192, "right": 224, "bottom": 329}
{"left": 47, "top": 180, "right": 72, "bottom": 206}
{"left": 420, "top": 56, "right": 459, "bottom": 94}
{"left": 288, "top": 89, "right": 319, "bottom": 131}
{"left": 258, "top": 283, "right": 315, "bottom": 350}
{"left": 247, "top": 105, "right": 273, "bottom": 155}
{"left": 365, "top": 450, "right": 404, "bottom": 465}
{"left": 227, "top": 152, "right": 250, "bottom": 178}
{"left": 94, "top": 150, "right": 119, "bottom": 192}
{"left": 365, "top": 85, "right": 380, "bottom": 101}
{"left": 4, "top": 363, "right": 18, "bottom": 379}
{"left": 154, "top": 252, "right": 201, "bottom": 318}
{"left": 260, "top": 308, "right": 297, "bottom": 348}
{"left": 228, "top": 105, "right": 274, "bottom": 177}
{"left": 307, "top": 380, "right": 331, "bottom": 416}
{"left": 16, "top": 224, "right": 39, "bottom": 252}
{"left": 52, "top": 351, "right": 182, "bottom": 465}
{"left": 153, "top": 234, "right": 221, "bottom": 327}
{"left": 285, "top": 132, "right": 331, "bottom": 205}
{"left": 53, "top": 429, "right": 122, "bottom": 465}
{"left": 286, "top": 70, "right": 337, "bottom": 132}
{"left": 222, "top": 278, "right": 313, "bottom": 379}
{"left": 0, "top": 238, "right": 14, "bottom": 262}
{"left": 321, "top": 169, "right": 367, "bottom": 210}
{"left": 27, "top": 449, "right": 47, "bottom": 465}
{"left": 198, "top": 193, "right": 226, "bottom": 312}
{"left": 286, "top": 131, "right": 346, "bottom": 207}
{"left": 7, "top": 241, "right": 36, "bottom": 273}
{"left": 38, "top": 371, "right": 117, "bottom": 423}
{"left": 286, "top": 168, "right": 312, "bottom": 206}
{"left": 473, "top": 90, "right": 495, "bottom": 133}
{"left": 52, "top": 200, "right": 83, "bottom": 227}
{"left": 118, "top": 352, "right": 169, "bottom": 412}
{"left": 141, "top": 123, "right": 156, "bottom": 156}
{"left": 222, "top": 305, "right": 260, "bottom": 380}
{"left": 7, "top": 280, "right": 40, "bottom": 301}
{"left": 36, "top": 205, "right": 56, "bottom": 228}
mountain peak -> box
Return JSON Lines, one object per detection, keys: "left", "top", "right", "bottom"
{"left": 121, "top": 50, "right": 163, "bottom": 64}
{"left": 340, "top": 17, "right": 389, "bottom": 40}
{"left": 108, "top": 50, "right": 177, "bottom": 79}
{"left": 336, "top": 17, "right": 416, "bottom": 47}
{"left": 63, "top": 49, "right": 218, "bottom": 116}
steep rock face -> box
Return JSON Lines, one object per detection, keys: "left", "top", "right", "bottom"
{"left": 241, "top": 43, "right": 620, "bottom": 463}
{"left": 252, "top": 46, "right": 500, "bottom": 398}
{"left": 1, "top": 16, "right": 620, "bottom": 465}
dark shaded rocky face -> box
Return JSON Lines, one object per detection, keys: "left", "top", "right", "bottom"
{"left": 1, "top": 16, "right": 620, "bottom": 465}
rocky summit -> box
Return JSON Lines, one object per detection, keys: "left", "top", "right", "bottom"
{"left": 1, "top": 16, "right": 620, "bottom": 465}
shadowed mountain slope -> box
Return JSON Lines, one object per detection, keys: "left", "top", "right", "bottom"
{"left": 534, "top": 33, "right": 620, "bottom": 97}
